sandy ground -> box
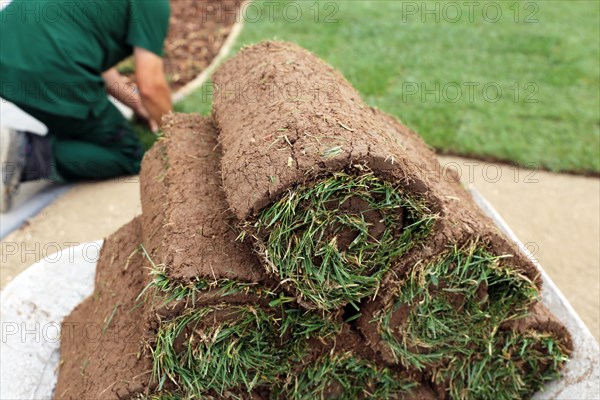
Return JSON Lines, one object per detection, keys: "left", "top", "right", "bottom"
{"left": 1, "top": 157, "right": 598, "bottom": 340}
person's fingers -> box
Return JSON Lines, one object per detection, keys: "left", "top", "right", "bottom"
{"left": 150, "top": 119, "right": 159, "bottom": 133}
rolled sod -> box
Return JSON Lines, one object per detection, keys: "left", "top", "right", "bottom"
{"left": 211, "top": 41, "right": 571, "bottom": 396}
{"left": 359, "top": 245, "right": 572, "bottom": 399}
{"left": 55, "top": 114, "right": 431, "bottom": 399}
{"left": 54, "top": 42, "right": 571, "bottom": 399}
{"left": 138, "top": 115, "right": 426, "bottom": 399}
{"left": 139, "top": 116, "right": 265, "bottom": 285}
{"left": 213, "top": 42, "right": 539, "bottom": 308}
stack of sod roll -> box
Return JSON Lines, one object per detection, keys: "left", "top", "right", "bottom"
{"left": 54, "top": 42, "right": 571, "bottom": 400}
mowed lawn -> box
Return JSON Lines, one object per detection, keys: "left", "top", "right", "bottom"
{"left": 178, "top": 0, "right": 600, "bottom": 174}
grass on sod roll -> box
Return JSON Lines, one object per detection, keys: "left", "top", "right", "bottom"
{"left": 137, "top": 244, "right": 288, "bottom": 307}
{"left": 145, "top": 394, "right": 255, "bottom": 400}
{"left": 245, "top": 171, "right": 435, "bottom": 311}
{"left": 145, "top": 394, "right": 253, "bottom": 400}
{"left": 152, "top": 305, "right": 288, "bottom": 395}
{"left": 136, "top": 248, "right": 275, "bottom": 306}
{"left": 152, "top": 303, "right": 342, "bottom": 396}
{"left": 376, "top": 244, "right": 569, "bottom": 399}
{"left": 140, "top": 252, "right": 351, "bottom": 397}
{"left": 141, "top": 394, "right": 181, "bottom": 400}
{"left": 272, "top": 352, "right": 417, "bottom": 400}
{"left": 145, "top": 353, "right": 417, "bottom": 400}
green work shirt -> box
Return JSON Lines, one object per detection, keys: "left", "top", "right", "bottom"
{"left": 0, "top": 0, "right": 170, "bottom": 119}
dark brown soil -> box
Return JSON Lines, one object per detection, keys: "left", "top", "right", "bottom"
{"left": 323, "top": 196, "right": 389, "bottom": 251}
{"left": 140, "top": 114, "right": 265, "bottom": 284}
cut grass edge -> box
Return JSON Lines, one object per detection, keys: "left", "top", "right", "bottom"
{"left": 373, "top": 243, "right": 569, "bottom": 399}
{"left": 242, "top": 170, "right": 436, "bottom": 311}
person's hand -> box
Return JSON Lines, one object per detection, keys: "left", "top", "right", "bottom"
{"left": 102, "top": 70, "right": 161, "bottom": 133}
{"left": 132, "top": 100, "right": 159, "bottom": 133}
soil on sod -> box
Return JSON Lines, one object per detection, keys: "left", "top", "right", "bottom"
{"left": 118, "top": 0, "right": 241, "bottom": 90}
{"left": 139, "top": 116, "right": 264, "bottom": 284}
{"left": 55, "top": 42, "right": 571, "bottom": 399}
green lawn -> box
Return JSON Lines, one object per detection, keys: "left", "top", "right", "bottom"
{"left": 177, "top": 0, "right": 600, "bottom": 174}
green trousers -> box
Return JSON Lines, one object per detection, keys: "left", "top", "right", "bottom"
{"left": 17, "top": 101, "right": 144, "bottom": 182}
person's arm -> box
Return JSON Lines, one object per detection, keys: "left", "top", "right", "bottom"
{"left": 134, "top": 47, "right": 172, "bottom": 125}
